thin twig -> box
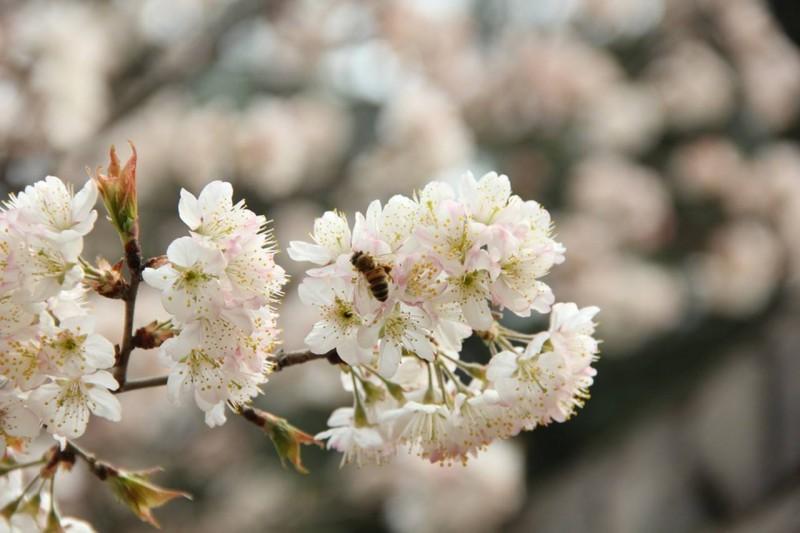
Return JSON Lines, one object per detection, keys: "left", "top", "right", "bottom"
{"left": 49, "top": 441, "right": 116, "bottom": 480}
{"left": 118, "top": 375, "right": 169, "bottom": 393}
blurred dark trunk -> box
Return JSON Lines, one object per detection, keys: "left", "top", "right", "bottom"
{"left": 769, "top": 0, "right": 800, "bottom": 48}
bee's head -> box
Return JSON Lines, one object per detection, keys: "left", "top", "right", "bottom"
{"left": 350, "top": 251, "right": 363, "bottom": 265}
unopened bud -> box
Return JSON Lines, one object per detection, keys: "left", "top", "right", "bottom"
{"left": 83, "top": 257, "right": 127, "bottom": 299}
{"left": 94, "top": 142, "right": 138, "bottom": 243}
{"left": 132, "top": 321, "right": 177, "bottom": 350}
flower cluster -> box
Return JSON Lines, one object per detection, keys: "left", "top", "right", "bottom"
{"left": 143, "top": 181, "right": 287, "bottom": 426}
{"left": 0, "top": 176, "right": 121, "bottom": 445}
{"left": 290, "top": 172, "right": 600, "bottom": 465}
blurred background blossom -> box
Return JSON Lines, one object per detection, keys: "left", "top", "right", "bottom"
{"left": 2, "top": 0, "right": 800, "bottom": 531}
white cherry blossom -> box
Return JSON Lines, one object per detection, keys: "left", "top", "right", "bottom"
{"left": 15, "top": 235, "right": 83, "bottom": 302}
{"left": 179, "top": 180, "right": 264, "bottom": 250}
{"left": 459, "top": 171, "right": 511, "bottom": 225}
{"left": 39, "top": 315, "right": 115, "bottom": 378}
{"left": 288, "top": 210, "right": 352, "bottom": 265}
{"left": 0, "top": 337, "right": 46, "bottom": 391}
{"left": 299, "top": 277, "right": 371, "bottom": 366}
{"left": 143, "top": 236, "right": 226, "bottom": 321}
{"left": 146, "top": 180, "right": 286, "bottom": 426}
{"left": 163, "top": 333, "right": 228, "bottom": 411}
{"left": 315, "top": 407, "right": 394, "bottom": 467}
{"left": 380, "top": 401, "right": 450, "bottom": 457}
{"left": 379, "top": 195, "right": 419, "bottom": 251}
{"left": 442, "top": 255, "right": 494, "bottom": 331}
{"left": 490, "top": 251, "right": 556, "bottom": 315}
{"left": 0, "top": 296, "right": 35, "bottom": 337}
{"left": 415, "top": 199, "right": 479, "bottom": 274}
{"left": 30, "top": 371, "right": 121, "bottom": 439}
{"left": 425, "top": 390, "right": 508, "bottom": 465}
{"left": 359, "top": 303, "right": 435, "bottom": 378}
{"left": 0, "top": 167, "right": 603, "bottom": 485}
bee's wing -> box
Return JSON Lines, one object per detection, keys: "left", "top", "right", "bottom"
{"left": 375, "top": 252, "right": 396, "bottom": 272}
{"left": 355, "top": 274, "right": 383, "bottom": 314}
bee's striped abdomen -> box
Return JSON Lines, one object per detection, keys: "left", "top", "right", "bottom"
{"left": 366, "top": 270, "right": 390, "bottom": 302}
{"left": 352, "top": 251, "right": 391, "bottom": 302}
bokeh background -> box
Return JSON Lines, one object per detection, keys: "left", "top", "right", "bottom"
{"left": 2, "top": 0, "right": 800, "bottom": 531}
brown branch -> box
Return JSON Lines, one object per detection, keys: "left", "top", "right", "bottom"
{"left": 117, "top": 375, "right": 169, "bottom": 393}
{"left": 113, "top": 238, "right": 143, "bottom": 388}
{"left": 115, "top": 349, "right": 343, "bottom": 394}
{"left": 272, "top": 348, "right": 343, "bottom": 371}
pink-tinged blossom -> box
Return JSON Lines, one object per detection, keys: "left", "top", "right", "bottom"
{"left": 7, "top": 176, "right": 98, "bottom": 243}
{"left": 487, "top": 303, "right": 600, "bottom": 426}
{"left": 146, "top": 180, "right": 287, "bottom": 426}
{"left": 178, "top": 180, "right": 264, "bottom": 252}
{"left": 223, "top": 236, "right": 286, "bottom": 308}
{"left": 159, "top": 311, "right": 272, "bottom": 426}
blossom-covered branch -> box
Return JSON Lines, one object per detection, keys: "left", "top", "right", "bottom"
{"left": 0, "top": 147, "right": 600, "bottom": 531}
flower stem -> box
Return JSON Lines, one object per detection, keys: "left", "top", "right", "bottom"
{"left": 439, "top": 361, "right": 473, "bottom": 395}
{"left": 434, "top": 362, "right": 453, "bottom": 409}
{"left": 0, "top": 459, "right": 46, "bottom": 476}
{"left": 351, "top": 373, "right": 369, "bottom": 427}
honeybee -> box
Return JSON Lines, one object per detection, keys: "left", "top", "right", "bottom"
{"left": 351, "top": 251, "right": 392, "bottom": 302}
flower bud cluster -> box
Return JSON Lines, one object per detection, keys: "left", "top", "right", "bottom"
{"left": 0, "top": 176, "right": 121, "bottom": 444}
{"left": 143, "top": 181, "right": 287, "bottom": 426}
{"left": 291, "top": 172, "right": 601, "bottom": 465}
